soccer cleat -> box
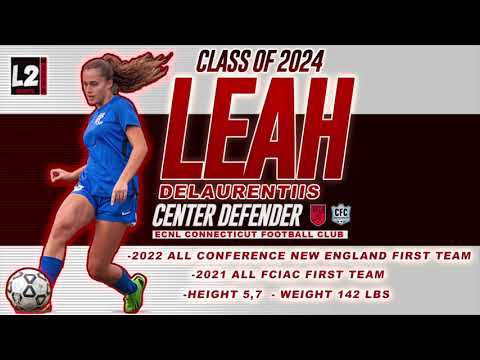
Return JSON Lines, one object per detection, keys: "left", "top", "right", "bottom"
{"left": 123, "top": 273, "right": 147, "bottom": 314}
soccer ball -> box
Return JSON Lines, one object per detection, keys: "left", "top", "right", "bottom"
{"left": 5, "top": 268, "right": 51, "bottom": 312}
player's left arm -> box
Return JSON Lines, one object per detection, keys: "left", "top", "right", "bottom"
{"left": 111, "top": 126, "right": 148, "bottom": 205}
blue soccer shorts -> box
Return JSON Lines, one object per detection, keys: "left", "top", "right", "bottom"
{"left": 71, "top": 181, "right": 137, "bottom": 226}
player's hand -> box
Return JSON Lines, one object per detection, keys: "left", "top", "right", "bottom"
{"left": 50, "top": 168, "right": 73, "bottom": 182}
{"left": 111, "top": 180, "right": 128, "bottom": 205}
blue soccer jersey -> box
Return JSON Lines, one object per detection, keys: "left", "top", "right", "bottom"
{"left": 79, "top": 95, "right": 140, "bottom": 197}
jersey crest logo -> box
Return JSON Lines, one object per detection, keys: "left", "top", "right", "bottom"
{"left": 95, "top": 112, "right": 106, "bottom": 125}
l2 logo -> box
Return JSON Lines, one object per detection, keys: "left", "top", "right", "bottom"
{"left": 11, "top": 57, "right": 47, "bottom": 95}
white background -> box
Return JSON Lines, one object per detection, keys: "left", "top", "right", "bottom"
{"left": 1, "top": 45, "right": 480, "bottom": 114}
{"left": 0, "top": 246, "right": 477, "bottom": 315}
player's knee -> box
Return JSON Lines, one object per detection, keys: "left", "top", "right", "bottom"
{"left": 50, "top": 217, "right": 75, "bottom": 244}
{"left": 87, "top": 258, "right": 108, "bottom": 282}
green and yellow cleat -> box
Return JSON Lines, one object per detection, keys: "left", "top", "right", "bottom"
{"left": 123, "top": 273, "right": 147, "bottom": 314}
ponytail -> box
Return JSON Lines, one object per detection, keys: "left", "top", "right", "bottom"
{"left": 83, "top": 51, "right": 173, "bottom": 94}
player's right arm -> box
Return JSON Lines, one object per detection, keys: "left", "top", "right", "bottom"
{"left": 50, "top": 165, "right": 86, "bottom": 183}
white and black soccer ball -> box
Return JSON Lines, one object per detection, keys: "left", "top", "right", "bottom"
{"left": 5, "top": 268, "right": 51, "bottom": 312}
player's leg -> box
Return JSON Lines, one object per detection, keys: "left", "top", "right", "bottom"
{"left": 40, "top": 193, "right": 95, "bottom": 286}
{"left": 87, "top": 220, "right": 128, "bottom": 285}
{"left": 87, "top": 219, "right": 146, "bottom": 313}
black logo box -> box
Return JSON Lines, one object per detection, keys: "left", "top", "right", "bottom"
{"left": 11, "top": 57, "right": 47, "bottom": 95}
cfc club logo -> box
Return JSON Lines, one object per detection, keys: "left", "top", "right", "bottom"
{"left": 11, "top": 57, "right": 47, "bottom": 95}
{"left": 310, "top": 204, "right": 326, "bottom": 227}
{"left": 331, "top": 203, "right": 351, "bottom": 225}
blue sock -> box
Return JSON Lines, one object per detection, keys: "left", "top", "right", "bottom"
{"left": 40, "top": 256, "right": 64, "bottom": 286}
{"left": 113, "top": 269, "right": 137, "bottom": 295}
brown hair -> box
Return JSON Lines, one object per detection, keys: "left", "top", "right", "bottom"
{"left": 82, "top": 51, "right": 173, "bottom": 94}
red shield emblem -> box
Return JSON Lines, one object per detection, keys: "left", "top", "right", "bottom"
{"left": 310, "top": 204, "right": 326, "bottom": 226}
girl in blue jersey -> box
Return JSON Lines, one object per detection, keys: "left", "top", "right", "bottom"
{"left": 35, "top": 52, "right": 172, "bottom": 313}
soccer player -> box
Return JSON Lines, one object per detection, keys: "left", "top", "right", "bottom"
{"left": 34, "top": 52, "right": 172, "bottom": 313}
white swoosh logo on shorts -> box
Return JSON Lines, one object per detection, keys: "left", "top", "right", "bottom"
{"left": 122, "top": 211, "right": 131, "bottom": 216}
{"left": 74, "top": 184, "right": 84, "bottom": 192}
